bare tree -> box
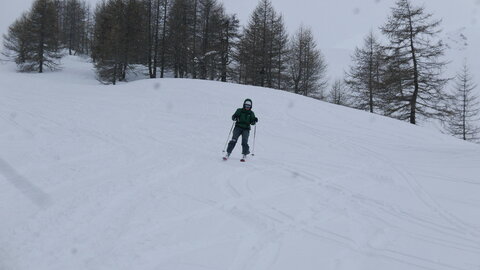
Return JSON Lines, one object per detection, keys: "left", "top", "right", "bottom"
{"left": 3, "top": 0, "right": 62, "bottom": 73}
{"left": 167, "top": 0, "right": 194, "bottom": 78}
{"left": 444, "top": 62, "right": 480, "bottom": 142}
{"left": 381, "top": 0, "right": 449, "bottom": 124}
{"left": 2, "top": 14, "right": 31, "bottom": 66}
{"left": 159, "top": 0, "right": 169, "bottom": 78}
{"left": 219, "top": 14, "right": 240, "bottom": 82}
{"left": 198, "top": 0, "right": 221, "bottom": 80}
{"left": 236, "top": 0, "right": 288, "bottom": 88}
{"left": 345, "top": 31, "right": 386, "bottom": 113}
{"left": 92, "top": 1, "right": 122, "bottom": 84}
{"left": 145, "top": 0, "right": 165, "bottom": 78}
{"left": 63, "top": 0, "right": 90, "bottom": 55}
{"left": 92, "top": 0, "right": 147, "bottom": 84}
{"left": 288, "top": 25, "right": 328, "bottom": 99}
{"left": 329, "top": 79, "right": 350, "bottom": 106}
{"left": 270, "top": 14, "right": 289, "bottom": 89}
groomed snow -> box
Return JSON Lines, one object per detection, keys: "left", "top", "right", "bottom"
{"left": 1, "top": 56, "right": 480, "bottom": 270}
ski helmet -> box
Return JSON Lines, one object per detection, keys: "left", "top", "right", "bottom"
{"left": 243, "top": 99, "right": 252, "bottom": 109}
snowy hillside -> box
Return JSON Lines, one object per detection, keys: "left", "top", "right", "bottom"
{"left": 1, "top": 56, "right": 480, "bottom": 270}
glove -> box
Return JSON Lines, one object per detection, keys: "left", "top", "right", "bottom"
{"left": 252, "top": 117, "right": 258, "bottom": 124}
{"left": 232, "top": 116, "right": 238, "bottom": 121}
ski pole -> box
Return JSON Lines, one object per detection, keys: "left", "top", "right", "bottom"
{"left": 223, "top": 122, "right": 235, "bottom": 152}
{"left": 251, "top": 124, "right": 257, "bottom": 156}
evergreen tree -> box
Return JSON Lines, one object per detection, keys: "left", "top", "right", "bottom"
{"left": 92, "top": 0, "right": 147, "bottom": 84}
{"left": 2, "top": 14, "right": 31, "bottom": 67}
{"left": 197, "top": 0, "right": 222, "bottom": 80}
{"left": 218, "top": 14, "right": 240, "bottom": 82}
{"left": 381, "top": 0, "right": 449, "bottom": 124}
{"left": 62, "top": 0, "right": 90, "bottom": 55}
{"left": 287, "top": 25, "right": 328, "bottom": 99}
{"left": 55, "top": 0, "right": 93, "bottom": 55}
{"left": 3, "top": 0, "right": 62, "bottom": 72}
{"left": 121, "top": 0, "right": 148, "bottom": 79}
{"left": 159, "top": 0, "right": 170, "bottom": 78}
{"left": 92, "top": 0, "right": 123, "bottom": 84}
{"left": 167, "top": 0, "right": 195, "bottom": 78}
{"left": 165, "top": 0, "right": 237, "bottom": 80}
{"left": 270, "top": 14, "right": 289, "bottom": 89}
{"left": 329, "top": 79, "right": 350, "bottom": 106}
{"left": 144, "top": 0, "right": 167, "bottom": 78}
{"left": 82, "top": 3, "right": 95, "bottom": 56}
{"left": 31, "top": 0, "right": 63, "bottom": 73}
{"left": 237, "top": 0, "right": 288, "bottom": 88}
{"left": 345, "top": 31, "right": 386, "bottom": 113}
{"left": 445, "top": 63, "right": 480, "bottom": 142}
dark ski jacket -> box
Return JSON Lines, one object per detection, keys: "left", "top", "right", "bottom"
{"left": 232, "top": 99, "right": 258, "bottom": 130}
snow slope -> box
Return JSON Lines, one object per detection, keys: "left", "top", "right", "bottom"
{"left": 1, "top": 56, "right": 480, "bottom": 270}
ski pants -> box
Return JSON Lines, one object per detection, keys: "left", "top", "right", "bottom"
{"left": 227, "top": 126, "right": 250, "bottom": 155}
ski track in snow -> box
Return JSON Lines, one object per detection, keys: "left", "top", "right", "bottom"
{"left": 1, "top": 57, "right": 480, "bottom": 270}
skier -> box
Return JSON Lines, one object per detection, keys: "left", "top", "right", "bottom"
{"left": 224, "top": 99, "right": 258, "bottom": 161}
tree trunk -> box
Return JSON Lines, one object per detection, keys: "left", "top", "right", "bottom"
{"left": 38, "top": 0, "right": 47, "bottom": 73}
{"left": 260, "top": 4, "right": 267, "bottom": 87}
{"left": 220, "top": 20, "right": 229, "bottom": 82}
{"left": 408, "top": 4, "right": 419, "bottom": 124}
{"left": 152, "top": 0, "right": 161, "bottom": 78}
{"left": 192, "top": 0, "right": 197, "bottom": 79}
{"left": 147, "top": 0, "right": 154, "bottom": 77}
{"left": 160, "top": 0, "right": 167, "bottom": 78}
{"left": 463, "top": 80, "right": 467, "bottom": 140}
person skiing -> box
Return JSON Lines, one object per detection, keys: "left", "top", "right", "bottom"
{"left": 224, "top": 99, "right": 258, "bottom": 161}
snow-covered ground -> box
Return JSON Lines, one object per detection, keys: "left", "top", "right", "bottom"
{"left": 1, "top": 56, "right": 480, "bottom": 270}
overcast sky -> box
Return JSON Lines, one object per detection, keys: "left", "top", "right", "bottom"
{"left": 1, "top": 0, "right": 479, "bottom": 83}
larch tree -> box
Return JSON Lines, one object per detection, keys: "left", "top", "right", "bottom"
{"left": 92, "top": 0, "right": 147, "bottom": 84}
{"left": 197, "top": 0, "right": 222, "bottom": 80}
{"left": 445, "top": 62, "right": 480, "bottom": 142}
{"left": 329, "top": 79, "right": 350, "bottom": 106}
{"left": 381, "top": 0, "right": 449, "bottom": 124}
{"left": 159, "top": 0, "right": 169, "bottom": 78}
{"left": 345, "top": 31, "right": 386, "bottom": 113}
{"left": 3, "top": 0, "right": 62, "bottom": 72}
{"left": 144, "top": 0, "right": 167, "bottom": 78}
{"left": 92, "top": 0, "right": 123, "bottom": 84}
{"left": 2, "top": 14, "right": 31, "bottom": 67}
{"left": 288, "top": 25, "right": 328, "bottom": 99}
{"left": 218, "top": 14, "right": 240, "bottom": 82}
{"left": 62, "top": 0, "right": 90, "bottom": 55}
{"left": 167, "top": 0, "right": 195, "bottom": 78}
{"left": 236, "top": 0, "right": 288, "bottom": 88}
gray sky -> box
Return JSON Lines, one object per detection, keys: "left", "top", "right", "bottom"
{"left": 1, "top": 0, "right": 480, "bottom": 83}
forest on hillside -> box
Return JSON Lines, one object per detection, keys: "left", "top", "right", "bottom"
{"left": 2, "top": 0, "right": 479, "bottom": 141}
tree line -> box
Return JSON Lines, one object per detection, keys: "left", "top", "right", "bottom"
{"left": 2, "top": 0, "right": 479, "bottom": 141}
{"left": 2, "top": 0, "right": 93, "bottom": 72}
{"left": 340, "top": 0, "right": 479, "bottom": 141}
{"left": 2, "top": 0, "right": 327, "bottom": 100}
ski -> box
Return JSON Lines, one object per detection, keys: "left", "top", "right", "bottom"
{"left": 222, "top": 155, "right": 247, "bottom": 162}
